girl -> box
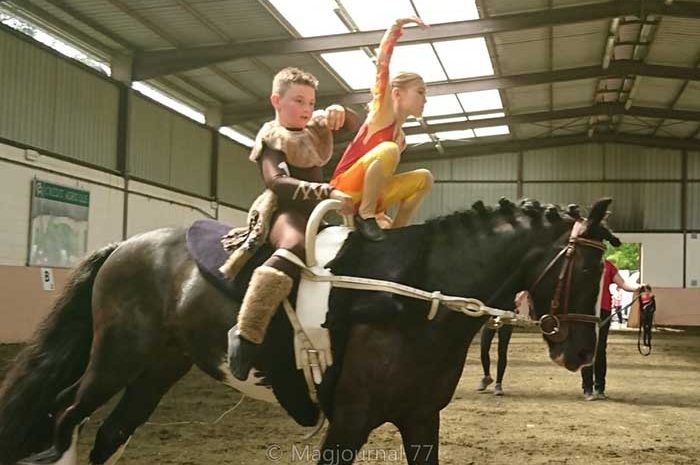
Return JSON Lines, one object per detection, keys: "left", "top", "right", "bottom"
{"left": 330, "top": 17, "right": 434, "bottom": 241}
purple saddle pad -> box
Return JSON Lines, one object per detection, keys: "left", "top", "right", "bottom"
{"left": 185, "top": 219, "right": 240, "bottom": 299}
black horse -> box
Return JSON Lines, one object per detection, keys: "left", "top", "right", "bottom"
{"left": 0, "top": 197, "right": 619, "bottom": 465}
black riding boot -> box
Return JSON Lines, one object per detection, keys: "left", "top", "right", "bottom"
{"left": 227, "top": 327, "right": 261, "bottom": 381}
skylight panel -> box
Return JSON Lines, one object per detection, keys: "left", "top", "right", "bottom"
{"left": 428, "top": 116, "right": 468, "bottom": 125}
{"left": 132, "top": 82, "right": 206, "bottom": 124}
{"left": 436, "top": 129, "right": 475, "bottom": 140}
{"left": 1, "top": 10, "right": 110, "bottom": 75}
{"left": 469, "top": 112, "right": 505, "bottom": 120}
{"left": 412, "top": 0, "right": 479, "bottom": 25}
{"left": 320, "top": 50, "right": 376, "bottom": 89}
{"left": 340, "top": 0, "right": 415, "bottom": 31}
{"left": 422, "top": 95, "right": 463, "bottom": 117}
{"left": 457, "top": 89, "right": 503, "bottom": 112}
{"left": 474, "top": 125, "right": 510, "bottom": 137}
{"left": 405, "top": 134, "right": 433, "bottom": 145}
{"left": 219, "top": 127, "right": 255, "bottom": 147}
{"left": 403, "top": 120, "right": 421, "bottom": 128}
{"left": 269, "top": 0, "right": 349, "bottom": 37}
{"left": 389, "top": 44, "right": 447, "bottom": 83}
{"left": 434, "top": 38, "right": 493, "bottom": 79}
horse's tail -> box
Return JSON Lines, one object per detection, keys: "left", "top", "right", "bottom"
{"left": 0, "top": 242, "right": 120, "bottom": 464}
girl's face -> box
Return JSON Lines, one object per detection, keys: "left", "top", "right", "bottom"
{"left": 271, "top": 83, "right": 316, "bottom": 129}
{"left": 395, "top": 80, "right": 427, "bottom": 118}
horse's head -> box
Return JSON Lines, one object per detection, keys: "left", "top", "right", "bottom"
{"left": 524, "top": 198, "right": 620, "bottom": 372}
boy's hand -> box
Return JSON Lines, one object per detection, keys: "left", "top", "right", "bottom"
{"left": 324, "top": 104, "right": 346, "bottom": 131}
{"left": 330, "top": 189, "right": 354, "bottom": 215}
{"left": 394, "top": 16, "right": 429, "bottom": 30}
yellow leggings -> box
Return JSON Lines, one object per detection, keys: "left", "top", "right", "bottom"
{"left": 331, "top": 141, "right": 432, "bottom": 213}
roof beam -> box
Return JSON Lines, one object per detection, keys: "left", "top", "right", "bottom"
{"left": 401, "top": 132, "right": 700, "bottom": 162}
{"left": 404, "top": 104, "right": 700, "bottom": 135}
{"left": 132, "top": 0, "right": 700, "bottom": 80}
{"left": 221, "top": 61, "right": 700, "bottom": 125}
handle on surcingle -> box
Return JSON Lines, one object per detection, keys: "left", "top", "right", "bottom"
{"left": 305, "top": 199, "right": 354, "bottom": 267}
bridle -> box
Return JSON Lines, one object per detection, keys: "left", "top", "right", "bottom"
{"left": 529, "top": 224, "right": 607, "bottom": 341}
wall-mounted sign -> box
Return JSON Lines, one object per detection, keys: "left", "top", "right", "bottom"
{"left": 28, "top": 179, "right": 90, "bottom": 268}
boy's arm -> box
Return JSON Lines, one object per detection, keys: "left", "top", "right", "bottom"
{"left": 341, "top": 107, "right": 363, "bottom": 134}
{"left": 259, "top": 147, "right": 333, "bottom": 204}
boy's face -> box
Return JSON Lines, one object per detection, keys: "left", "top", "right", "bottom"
{"left": 271, "top": 83, "right": 316, "bottom": 129}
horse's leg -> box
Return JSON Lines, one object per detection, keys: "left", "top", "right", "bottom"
{"left": 89, "top": 344, "right": 192, "bottom": 465}
{"left": 317, "top": 405, "right": 372, "bottom": 465}
{"left": 396, "top": 411, "right": 440, "bottom": 465}
{"left": 19, "top": 325, "right": 160, "bottom": 465}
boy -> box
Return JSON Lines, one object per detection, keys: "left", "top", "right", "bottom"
{"left": 227, "top": 67, "right": 356, "bottom": 381}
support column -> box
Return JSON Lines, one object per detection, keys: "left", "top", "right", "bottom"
{"left": 112, "top": 53, "right": 133, "bottom": 239}
{"left": 205, "top": 106, "right": 223, "bottom": 219}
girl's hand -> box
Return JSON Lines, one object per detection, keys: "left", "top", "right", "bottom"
{"left": 330, "top": 189, "right": 354, "bottom": 215}
{"left": 394, "top": 16, "right": 429, "bottom": 30}
{"left": 324, "top": 104, "right": 346, "bottom": 131}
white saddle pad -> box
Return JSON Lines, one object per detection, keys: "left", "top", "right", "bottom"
{"left": 294, "top": 225, "right": 352, "bottom": 375}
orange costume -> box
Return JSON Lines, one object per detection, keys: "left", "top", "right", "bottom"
{"left": 330, "top": 26, "right": 431, "bottom": 218}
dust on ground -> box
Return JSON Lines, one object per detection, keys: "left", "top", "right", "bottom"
{"left": 1, "top": 328, "right": 698, "bottom": 464}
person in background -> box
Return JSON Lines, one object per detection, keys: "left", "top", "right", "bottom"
{"left": 476, "top": 291, "right": 528, "bottom": 396}
{"left": 612, "top": 284, "right": 624, "bottom": 324}
{"left": 476, "top": 325, "right": 513, "bottom": 396}
{"left": 639, "top": 284, "right": 656, "bottom": 347}
{"left": 582, "top": 259, "right": 643, "bottom": 401}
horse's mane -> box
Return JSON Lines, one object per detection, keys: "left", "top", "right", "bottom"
{"left": 424, "top": 197, "right": 579, "bottom": 238}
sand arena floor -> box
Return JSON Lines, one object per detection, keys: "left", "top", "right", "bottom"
{"left": 1, "top": 327, "right": 698, "bottom": 465}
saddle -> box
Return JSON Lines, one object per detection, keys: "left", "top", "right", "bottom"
{"left": 185, "top": 200, "right": 353, "bottom": 407}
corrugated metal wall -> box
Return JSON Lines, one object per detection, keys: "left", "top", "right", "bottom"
{"left": 400, "top": 153, "right": 519, "bottom": 222}
{"left": 217, "top": 136, "right": 263, "bottom": 208}
{"left": 128, "top": 93, "right": 212, "bottom": 197}
{"left": 415, "top": 143, "right": 687, "bottom": 231}
{"left": 0, "top": 28, "right": 118, "bottom": 168}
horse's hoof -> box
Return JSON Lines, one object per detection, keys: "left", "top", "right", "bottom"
{"left": 16, "top": 446, "right": 62, "bottom": 465}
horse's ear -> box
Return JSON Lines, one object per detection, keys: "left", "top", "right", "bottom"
{"left": 607, "top": 233, "right": 622, "bottom": 247}
{"left": 588, "top": 197, "right": 613, "bottom": 225}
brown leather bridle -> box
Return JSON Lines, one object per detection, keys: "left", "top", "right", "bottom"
{"left": 529, "top": 228, "right": 607, "bottom": 341}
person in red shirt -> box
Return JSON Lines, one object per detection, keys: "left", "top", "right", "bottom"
{"left": 582, "top": 259, "right": 643, "bottom": 400}
{"left": 330, "top": 17, "right": 434, "bottom": 241}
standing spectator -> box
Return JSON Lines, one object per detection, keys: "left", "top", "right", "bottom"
{"left": 476, "top": 325, "right": 513, "bottom": 396}
{"left": 611, "top": 285, "right": 624, "bottom": 324}
{"left": 476, "top": 291, "right": 528, "bottom": 396}
{"left": 582, "top": 259, "right": 643, "bottom": 401}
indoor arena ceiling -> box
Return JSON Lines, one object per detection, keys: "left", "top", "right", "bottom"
{"left": 3, "top": 0, "right": 700, "bottom": 161}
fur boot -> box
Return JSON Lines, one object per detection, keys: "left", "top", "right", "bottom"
{"left": 237, "top": 265, "right": 293, "bottom": 344}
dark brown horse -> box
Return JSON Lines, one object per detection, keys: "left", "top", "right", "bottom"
{"left": 0, "top": 197, "right": 619, "bottom": 465}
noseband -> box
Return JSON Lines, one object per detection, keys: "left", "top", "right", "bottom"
{"left": 530, "top": 231, "right": 606, "bottom": 341}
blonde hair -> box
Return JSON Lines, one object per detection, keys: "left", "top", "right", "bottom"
{"left": 391, "top": 71, "right": 424, "bottom": 90}
{"left": 272, "top": 67, "right": 319, "bottom": 97}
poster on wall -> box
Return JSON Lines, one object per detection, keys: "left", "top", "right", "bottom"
{"left": 28, "top": 179, "right": 90, "bottom": 268}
